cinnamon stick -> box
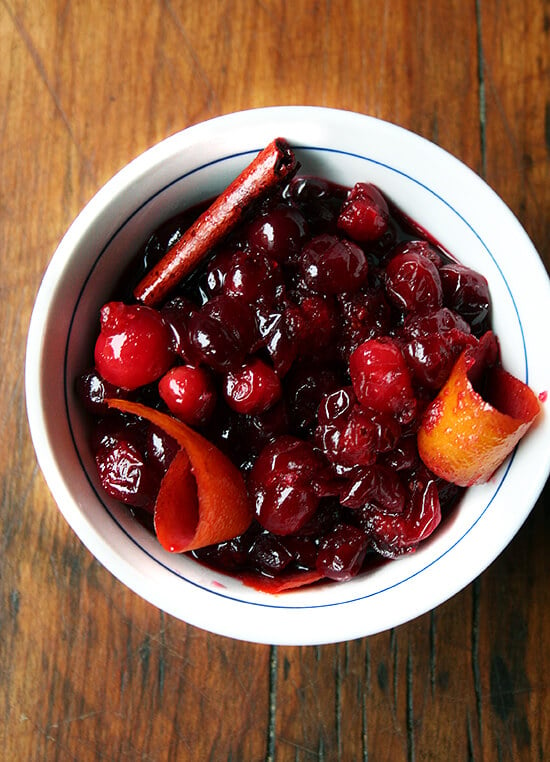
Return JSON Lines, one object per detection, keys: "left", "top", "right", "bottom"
{"left": 134, "top": 138, "right": 299, "bottom": 306}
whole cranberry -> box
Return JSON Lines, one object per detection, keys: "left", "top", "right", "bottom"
{"left": 300, "top": 234, "right": 368, "bottom": 294}
{"left": 349, "top": 338, "right": 417, "bottom": 424}
{"left": 245, "top": 204, "right": 309, "bottom": 262}
{"left": 385, "top": 252, "right": 443, "bottom": 313}
{"left": 158, "top": 365, "right": 217, "bottom": 426}
{"left": 223, "top": 358, "right": 282, "bottom": 415}
{"left": 439, "top": 262, "right": 491, "bottom": 335}
{"left": 337, "top": 182, "right": 390, "bottom": 242}
{"left": 249, "top": 436, "right": 324, "bottom": 535}
{"left": 94, "top": 302, "right": 173, "bottom": 390}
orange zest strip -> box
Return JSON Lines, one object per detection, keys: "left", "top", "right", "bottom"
{"left": 106, "top": 399, "right": 252, "bottom": 552}
{"left": 238, "top": 569, "right": 324, "bottom": 594}
{"left": 417, "top": 349, "right": 540, "bottom": 487}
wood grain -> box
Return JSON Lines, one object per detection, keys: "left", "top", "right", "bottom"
{"left": 1, "top": 0, "right": 548, "bottom": 759}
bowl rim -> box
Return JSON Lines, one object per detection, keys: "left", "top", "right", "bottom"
{"left": 25, "top": 106, "right": 550, "bottom": 644}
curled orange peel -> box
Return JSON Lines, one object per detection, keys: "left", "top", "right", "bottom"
{"left": 417, "top": 347, "right": 540, "bottom": 487}
{"left": 106, "top": 399, "right": 252, "bottom": 552}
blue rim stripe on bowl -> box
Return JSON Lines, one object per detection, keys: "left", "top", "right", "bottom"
{"left": 65, "top": 145, "right": 525, "bottom": 610}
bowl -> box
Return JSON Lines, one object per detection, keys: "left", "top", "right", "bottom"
{"left": 25, "top": 106, "right": 550, "bottom": 645}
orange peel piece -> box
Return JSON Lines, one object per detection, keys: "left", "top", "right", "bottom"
{"left": 106, "top": 399, "right": 252, "bottom": 552}
{"left": 417, "top": 348, "right": 540, "bottom": 487}
{"left": 239, "top": 569, "right": 324, "bottom": 593}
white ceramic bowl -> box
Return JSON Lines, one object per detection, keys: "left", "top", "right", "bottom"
{"left": 26, "top": 107, "right": 550, "bottom": 645}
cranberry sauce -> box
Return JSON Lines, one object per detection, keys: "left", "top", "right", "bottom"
{"left": 80, "top": 175, "right": 494, "bottom": 589}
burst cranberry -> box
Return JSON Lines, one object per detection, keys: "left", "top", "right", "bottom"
{"left": 94, "top": 302, "right": 173, "bottom": 390}
{"left": 298, "top": 295, "right": 340, "bottom": 354}
{"left": 160, "top": 296, "right": 199, "bottom": 359}
{"left": 146, "top": 424, "right": 179, "bottom": 475}
{"left": 246, "top": 205, "right": 309, "bottom": 262}
{"left": 316, "top": 523, "right": 369, "bottom": 581}
{"left": 338, "top": 288, "right": 392, "bottom": 355}
{"left": 158, "top": 365, "right": 217, "bottom": 426}
{"left": 249, "top": 532, "right": 294, "bottom": 574}
{"left": 285, "top": 176, "right": 344, "bottom": 233}
{"left": 223, "top": 358, "right": 282, "bottom": 415}
{"left": 439, "top": 262, "right": 491, "bottom": 335}
{"left": 300, "top": 234, "right": 368, "bottom": 294}
{"left": 254, "top": 304, "right": 301, "bottom": 376}
{"left": 402, "top": 307, "right": 471, "bottom": 339}
{"left": 337, "top": 182, "right": 390, "bottom": 242}
{"left": 249, "top": 436, "right": 324, "bottom": 535}
{"left": 385, "top": 252, "right": 443, "bottom": 313}
{"left": 365, "top": 476, "right": 441, "bottom": 558}
{"left": 389, "top": 239, "right": 443, "bottom": 268}
{"left": 223, "top": 250, "right": 283, "bottom": 305}
{"left": 204, "top": 249, "right": 235, "bottom": 296}
{"left": 187, "top": 295, "right": 255, "bottom": 371}
{"left": 77, "top": 369, "right": 124, "bottom": 414}
{"left": 316, "top": 388, "right": 380, "bottom": 467}
{"left": 349, "top": 339, "right": 417, "bottom": 424}
{"left": 95, "top": 437, "right": 160, "bottom": 511}
{"left": 340, "top": 465, "right": 406, "bottom": 512}
{"left": 286, "top": 363, "right": 343, "bottom": 433}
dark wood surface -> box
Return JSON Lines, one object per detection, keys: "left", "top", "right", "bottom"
{"left": 2, "top": 1, "right": 549, "bottom": 759}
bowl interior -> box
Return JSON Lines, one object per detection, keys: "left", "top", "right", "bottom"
{"left": 26, "top": 107, "right": 550, "bottom": 644}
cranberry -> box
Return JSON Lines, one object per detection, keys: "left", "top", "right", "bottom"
{"left": 254, "top": 304, "right": 300, "bottom": 377}
{"left": 160, "top": 296, "right": 199, "bottom": 358}
{"left": 365, "top": 476, "right": 441, "bottom": 558}
{"left": 249, "top": 436, "right": 324, "bottom": 535}
{"left": 337, "top": 288, "right": 392, "bottom": 355}
{"left": 284, "top": 176, "right": 344, "bottom": 233}
{"left": 389, "top": 239, "right": 443, "bottom": 268}
{"left": 285, "top": 363, "right": 343, "bottom": 434}
{"left": 158, "top": 365, "right": 217, "bottom": 426}
{"left": 439, "top": 263, "right": 491, "bottom": 335}
{"left": 340, "top": 465, "right": 406, "bottom": 513}
{"left": 300, "top": 234, "right": 368, "bottom": 294}
{"left": 402, "top": 307, "right": 471, "bottom": 339}
{"left": 192, "top": 535, "right": 251, "bottom": 572}
{"left": 204, "top": 249, "right": 235, "bottom": 297}
{"left": 223, "top": 358, "right": 282, "bottom": 415}
{"left": 245, "top": 205, "right": 309, "bottom": 262}
{"left": 77, "top": 369, "right": 124, "bottom": 414}
{"left": 385, "top": 252, "right": 443, "bottom": 313}
{"left": 316, "top": 523, "right": 369, "bottom": 581}
{"left": 94, "top": 302, "right": 173, "bottom": 390}
{"left": 337, "top": 182, "right": 390, "bottom": 242}
{"left": 223, "top": 250, "right": 283, "bottom": 305}
{"left": 248, "top": 532, "right": 294, "bottom": 574}
{"left": 298, "top": 295, "right": 340, "bottom": 355}
{"left": 95, "top": 437, "right": 160, "bottom": 511}
{"left": 316, "top": 388, "right": 380, "bottom": 467}
{"left": 146, "top": 424, "right": 179, "bottom": 475}
{"left": 187, "top": 295, "right": 255, "bottom": 371}
{"left": 349, "top": 339, "right": 417, "bottom": 424}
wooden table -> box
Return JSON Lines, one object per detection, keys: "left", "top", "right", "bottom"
{"left": 3, "top": 1, "right": 549, "bottom": 759}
